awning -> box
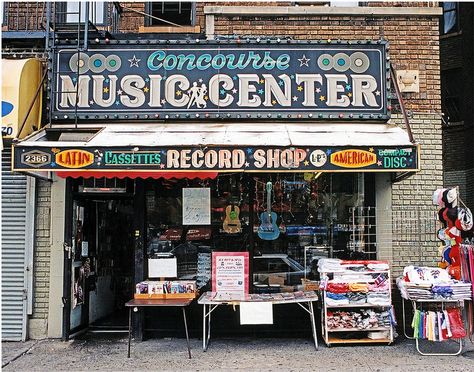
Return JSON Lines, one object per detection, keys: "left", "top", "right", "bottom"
{"left": 56, "top": 171, "right": 218, "bottom": 180}
{"left": 2, "top": 58, "right": 43, "bottom": 139}
{"left": 12, "top": 122, "right": 420, "bottom": 176}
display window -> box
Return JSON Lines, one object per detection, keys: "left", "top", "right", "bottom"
{"left": 145, "top": 172, "right": 374, "bottom": 294}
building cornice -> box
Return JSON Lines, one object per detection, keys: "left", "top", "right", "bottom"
{"left": 204, "top": 6, "right": 442, "bottom": 17}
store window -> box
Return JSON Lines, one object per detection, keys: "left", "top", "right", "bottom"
{"left": 63, "top": 1, "right": 106, "bottom": 25}
{"left": 145, "top": 1, "right": 194, "bottom": 26}
{"left": 441, "top": 68, "right": 463, "bottom": 123}
{"left": 145, "top": 172, "right": 374, "bottom": 294}
{"left": 441, "top": 2, "right": 459, "bottom": 35}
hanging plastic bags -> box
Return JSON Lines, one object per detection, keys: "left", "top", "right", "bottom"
{"left": 447, "top": 308, "right": 466, "bottom": 339}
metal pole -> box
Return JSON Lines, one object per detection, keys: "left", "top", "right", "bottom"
{"left": 84, "top": 2, "right": 89, "bottom": 50}
{"left": 390, "top": 65, "right": 415, "bottom": 144}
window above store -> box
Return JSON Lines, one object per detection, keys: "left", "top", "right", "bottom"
{"left": 63, "top": 1, "right": 106, "bottom": 25}
{"left": 440, "top": 2, "right": 459, "bottom": 35}
{"left": 141, "top": 1, "right": 199, "bottom": 33}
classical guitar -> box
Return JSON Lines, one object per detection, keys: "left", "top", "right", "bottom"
{"left": 258, "top": 182, "right": 280, "bottom": 240}
{"left": 223, "top": 205, "right": 242, "bottom": 234}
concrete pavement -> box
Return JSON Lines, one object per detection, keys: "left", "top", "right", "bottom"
{"left": 2, "top": 335, "right": 474, "bottom": 371}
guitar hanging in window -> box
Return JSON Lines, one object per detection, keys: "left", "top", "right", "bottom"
{"left": 257, "top": 182, "right": 280, "bottom": 240}
{"left": 223, "top": 177, "right": 242, "bottom": 234}
{"left": 223, "top": 204, "right": 242, "bottom": 234}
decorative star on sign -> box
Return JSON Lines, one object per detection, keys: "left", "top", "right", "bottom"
{"left": 319, "top": 96, "right": 326, "bottom": 102}
{"left": 375, "top": 91, "right": 381, "bottom": 96}
{"left": 272, "top": 100, "right": 277, "bottom": 105}
{"left": 377, "top": 160, "right": 382, "bottom": 166}
{"left": 292, "top": 96, "right": 298, "bottom": 102}
{"left": 72, "top": 77, "right": 77, "bottom": 83}
{"left": 160, "top": 163, "right": 166, "bottom": 169}
{"left": 231, "top": 88, "right": 238, "bottom": 94}
{"left": 315, "top": 88, "right": 321, "bottom": 93}
{"left": 304, "top": 160, "right": 309, "bottom": 166}
{"left": 220, "top": 89, "right": 226, "bottom": 95}
{"left": 198, "top": 78, "right": 203, "bottom": 83}
{"left": 259, "top": 79, "right": 264, "bottom": 84}
{"left": 258, "top": 89, "right": 264, "bottom": 94}
{"left": 128, "top": 55, "right": 141, "bottom": 67}
{"left": 246, "top": 148, "right": 253, "bottom": 154}
{"left": 232, "top": 75, "right": 237, "bottom": 81}
{"left": 297, "top": 86, "right": 303, "bottom": 92}
{"left": 50, "top": 162, "right": 57, "bottom": 167}
{"left": 144, "top": 87, "right": 149, "bottom": 93}
{"left": 103, "top": 87, "right": 109, "bottom": 93}
{"left": 117, "top": 89, "right": 123, "bottom": 95}
{"left": 145, "top": 78, "right": 150, "bottom": 83}
{"left": 105, "top": 78, "right": 110, "bottom": 83}
{"left": 176, "top": 90, "right": 182, "bottom": 96}
{"left": 89, "top": 100, "right": 94, "bottom": 105}
{"left": 345, "top": 84, "right": 351, "bottom": 91}
{"left": 161, "top": 99, "right": 166, "bottom": 105}
{"left": 326, "top": 149, "right": 332, "bottom": 155}
{"left": 245, "top": 162, "right": 250, "bottom": 167}
{"left": 279, "top": 80, "right": 284, "bottom": 86}
{"left": 290, "top": 74, "right": 295, "bottom": 80}
{"left": 115, "top": 100, "right": 120, "bottom": 105}
{"left": 298, "top": 54, "right": 310, "bottom": 67}
{"left": 369, "top": 147, "right": 374, "bottom": 152}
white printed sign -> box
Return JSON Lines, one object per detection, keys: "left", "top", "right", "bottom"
{"left": 182, "top": 188, "right": 211, "bottom": 225}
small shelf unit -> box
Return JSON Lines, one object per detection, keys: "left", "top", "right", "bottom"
{"left": 320, "top": 267, "right": 394, "bottom": 346}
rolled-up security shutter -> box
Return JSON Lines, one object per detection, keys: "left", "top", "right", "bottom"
{"left": 1, "top": 147, "right": 32, "bottom": 341}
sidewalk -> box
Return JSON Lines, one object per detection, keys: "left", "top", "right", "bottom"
{"left": 2, "top": 335, "right": 474, "bottom": 371}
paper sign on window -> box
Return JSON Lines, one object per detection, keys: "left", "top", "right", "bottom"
{"left": 182, "top": 188, "right": 211, "bottom": 225}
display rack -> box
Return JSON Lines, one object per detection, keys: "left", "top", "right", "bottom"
{"left": 320, "top": 267, "right": 394, "bottom": 346}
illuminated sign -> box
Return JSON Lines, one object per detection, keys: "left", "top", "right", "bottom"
{"left": 53, "top": 41, "right": 390, "bottom": 120}
{"left": 55, "top": 149, "right": 94, "bottom": 168}
{"left": 14, "top": 145, "right": 418, "bottom": 172}
{"left": 330, "top": 149, "right": 377, "bottom": 168}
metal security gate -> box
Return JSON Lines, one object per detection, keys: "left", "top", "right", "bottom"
{"left": 1, "top": 148, "right": 35, "bottom": 341}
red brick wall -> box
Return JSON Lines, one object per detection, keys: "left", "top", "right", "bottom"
{"left": 208, "top": 13, "right": 440, "bottom": 113}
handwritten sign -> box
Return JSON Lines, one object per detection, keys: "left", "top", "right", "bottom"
{"left": 182, "top": 188, "right": 210, "bottom": 225}
{"left": 212, "top": 252, "right": 249, "bottom": 294}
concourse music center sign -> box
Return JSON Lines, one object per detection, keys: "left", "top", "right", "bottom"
{"left": 53, "top": 41, "right": 390, "bottom": 120}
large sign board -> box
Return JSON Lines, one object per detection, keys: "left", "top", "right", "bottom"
{"left": 53, "top": 41, "right": 389, "bottom": 120}
{"left": 13, "top": 145, "right": 419, "bottom": 172}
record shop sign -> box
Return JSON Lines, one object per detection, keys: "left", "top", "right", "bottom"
{"left": 13, "top": 145, "right": 418, "bottom": 172}
{"left": 54, "top": 41, "right": 389, "bottom": 120}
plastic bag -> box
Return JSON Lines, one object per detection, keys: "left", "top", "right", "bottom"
{"left": 447, "top": 308, "right": 466, "bottom": 339}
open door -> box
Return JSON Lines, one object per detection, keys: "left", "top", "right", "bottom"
{"left": 63, "top": 199, "right": 91, "bottom": 338}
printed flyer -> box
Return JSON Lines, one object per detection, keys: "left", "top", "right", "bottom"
{"left": 212, "top": 252, "right": 249, "bottom": 294}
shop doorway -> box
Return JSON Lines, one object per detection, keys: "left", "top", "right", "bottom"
{"left": 65, "top": 194, "right": 134, "bottom": 338}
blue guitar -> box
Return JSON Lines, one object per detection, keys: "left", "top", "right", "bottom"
{"left": 258, "top": 182, "right": 280, "bottom": 240}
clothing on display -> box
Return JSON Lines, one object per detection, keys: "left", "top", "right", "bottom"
{"left": 327, "top": 309, "right": 391, "bottom": 330}
{"left": 411, "top": 307, "right": 466, "bottom": 341}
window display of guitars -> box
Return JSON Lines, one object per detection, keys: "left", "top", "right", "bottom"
{"left": 258, "top": 182, "right": 280, "bottom": 240}
{"left": 223, "top": 204, "right": 242, "bottom": 234}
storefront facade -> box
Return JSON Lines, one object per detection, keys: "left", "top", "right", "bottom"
{"left": 8, "top": 2, "right": 443, "bottom": 339}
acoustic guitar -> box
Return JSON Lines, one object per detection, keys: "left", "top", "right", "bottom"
{"left": 258, "top": 182, "right": 280, "bottom": 240}
{"left": 223, "top": 205, "right": 242, "bottom": 234}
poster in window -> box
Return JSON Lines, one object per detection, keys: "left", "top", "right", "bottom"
{"left": 212, "top": 252, "right": 249, "bottom": 294}
{"left": 182, "top": 188, "right": 211, "bottom": 225}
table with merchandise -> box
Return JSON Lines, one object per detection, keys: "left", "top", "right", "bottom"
{"left": 197, "top": 290, "right": 319, "bottom": 351}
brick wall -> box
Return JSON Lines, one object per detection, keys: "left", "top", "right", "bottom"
{"left": 28, "top": 179, "right": 51, "bottom": 339}
{"left": 209, "top": 14, "right": 440, "bottom": 113}
{"left": 391, "top": 113, "right": 443, "bottom": 276}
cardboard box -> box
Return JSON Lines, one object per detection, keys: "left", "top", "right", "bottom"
{"left": 268, "top": 274, "right": 286, "bottom": 286}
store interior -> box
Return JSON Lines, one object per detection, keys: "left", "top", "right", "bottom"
{"left": 68, "top": 172, "right": 376, "bottom": 336}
